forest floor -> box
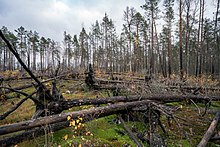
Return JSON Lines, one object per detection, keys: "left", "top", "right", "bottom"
{"left": 1, "top": 72, "right": 220, "bottom": 146}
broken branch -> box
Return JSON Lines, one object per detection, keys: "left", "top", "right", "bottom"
{"left": 198, "top": 110, "right": 220, "bottom": 147}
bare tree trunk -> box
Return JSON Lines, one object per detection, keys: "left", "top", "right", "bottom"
{"left": 185, "top": 0, "right": 190, "bottom": 76}
{"left": 154, "top": 21, "right": 166, "bottom": 77}
{"left": 150, "top": 9, "right": 155, "bottom": 77}
{"left": 168, "top": 27, "right": 172, "bottom": 78}
{"left": 179, "top": 0, "right": 184, "bottom": 80}
{"left": 214, "top": 0, "right": 220, "bottom": 76}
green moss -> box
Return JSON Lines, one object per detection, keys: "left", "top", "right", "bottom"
{"left": 210, "top": 101, "right": 220, "bottom": 109}
{"left": 86, "top": 115, "right": 137, "bottom": 146}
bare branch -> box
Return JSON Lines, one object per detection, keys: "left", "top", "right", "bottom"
{"left": 198, "top": 110, "right": 220, "bottom": 147}
{"left": 118, "top": 115, "right": 143, "bottom": 147}
{"left": 0, "top": 92, "right": 36, "bottom": 120}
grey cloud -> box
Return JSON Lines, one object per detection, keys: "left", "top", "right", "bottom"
{"left": 0, "top": 0, "right": 144, "bottom": 41}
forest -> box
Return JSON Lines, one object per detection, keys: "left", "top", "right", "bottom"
{"left": 1, "top": 0, "right": 220, "bottom": 146}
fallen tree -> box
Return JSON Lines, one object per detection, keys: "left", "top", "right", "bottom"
{"left": 47, "top": 94, "right": 220, "bottom": 112}
{"left": 0, "top": 30, "right": 66, "bottom": 118}
{"left": 162, "top": 86, "right": 220, "bottom": 92}
{"left": 0, "top": 98, "right": 174, "bottom": 146}
{"left": 0, "top": 100, "right": 155, "bottom": 136}
{"left": 0, "top": 121, "right": 69, "bottom": 146}
{"left": 1, "top": 93, "right": 219, "bottom": 145}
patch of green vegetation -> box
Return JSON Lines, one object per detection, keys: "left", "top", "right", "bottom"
{"left": 210, "top": 101, "right": 220, "bottom": 109}
{"left": 17, "top": 115, "right": 138, "bottom": 146}
{"left": 86, "top": 115, "right": 137, "bottom": 146}
{"left": 166, "top": 102, "right": 182, "bottom": 106}
{"left": 206, "top": 142, "right": 220, "bottom": 147}
{"left": 52, "top": 128, "right": 72, "bottom": 143}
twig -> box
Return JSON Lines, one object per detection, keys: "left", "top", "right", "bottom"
{"left": 190, "top": 99, "right": 201, "bottom": 115}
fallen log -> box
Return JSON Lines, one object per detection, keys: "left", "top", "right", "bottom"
{"left": 0, "top": 99, "right": 154, "bottom": 136}
{"left": 1, "top": 94, "right": 219, "bottom": 136}
{"left": 197, "top": 109, "right": 220, "bottom": 147}
{"left": 47, "top": 94, "right": 220, "bottom": 112}
{"left": 0, "top": 121, "right": 69, "bottom": 146}
{"left": 0, "top": 96, "right": 180, "bottom": 146}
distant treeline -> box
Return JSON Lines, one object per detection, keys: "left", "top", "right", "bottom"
{"left": 0, "top": 0, "right": 220, "bottom": 78}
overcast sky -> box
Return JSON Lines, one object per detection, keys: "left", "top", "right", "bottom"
{"left": 0, "top": 0, "right": 217, "bottom": 42}
{"left": 0, "top": 0, "right": 144, "bottom": 42}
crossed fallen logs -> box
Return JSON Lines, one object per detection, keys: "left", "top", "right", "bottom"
{"left": 0, "top": 94, "right": 220, "bottom": 146}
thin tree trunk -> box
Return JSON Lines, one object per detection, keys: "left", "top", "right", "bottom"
{"left": 149, "top": 7, "right": 155, "bottom": 77}
{"left": 179, "top": 0, "right": 184, "bottom": 80}
{"left": 214, "top": 0, "right": 220, "bottom": 76}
